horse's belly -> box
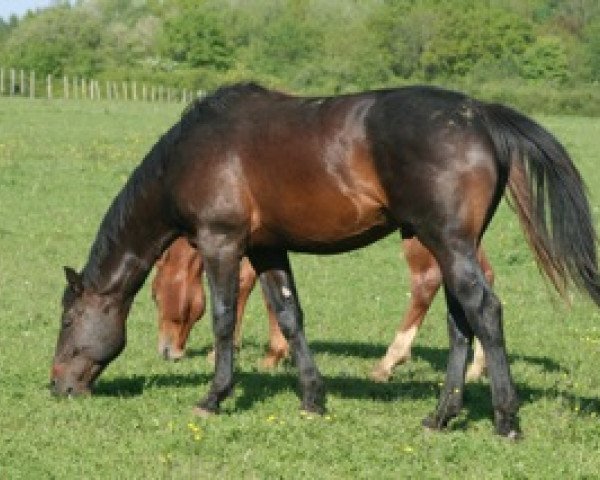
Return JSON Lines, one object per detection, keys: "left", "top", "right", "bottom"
{"left": 251, "top": 194, "right": 394, "bottom": 253}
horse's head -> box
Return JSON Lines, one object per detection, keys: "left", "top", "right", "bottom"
{"left": 152, "top": 238, "right": 205, "bottom": 361}
{"left": 51, "top": 267, "right": 128, "bottom": 396}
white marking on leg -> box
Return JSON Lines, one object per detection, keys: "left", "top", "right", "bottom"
{"left": 281, "top": 286, "right": 292, "bottom": 298}
{"left": 372, "top": 325, "right": 418, "bottom": 382}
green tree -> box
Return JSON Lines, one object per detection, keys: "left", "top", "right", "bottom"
{"left": 160, "top": 1, "right": 234, "bottom": 70}
{"left": 0, "top": 6, "right": 103, "bottom": 76}
{"left": 420, "top": 5, "right": 534, "bottom": 79}
{"left": 582, "top": 17, "right": 600, "bottom": 81}
{"left": 520, "top": 36, "right": 569, "bottom": 81}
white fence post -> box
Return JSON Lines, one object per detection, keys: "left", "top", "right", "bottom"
{"left": 30, "top": 71, "right": 35, "bottom": 99}
{"left": 47, "top": 75, "right": 52, "bottom": 99}
{"left": 0, "top": 67, "right": 189, "bottom": 103}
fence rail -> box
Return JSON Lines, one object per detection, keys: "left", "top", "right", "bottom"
{"left": 0, "top": 67, "right": 200, "bottom": 103}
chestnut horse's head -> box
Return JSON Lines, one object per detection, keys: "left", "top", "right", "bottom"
{"left": 51, "top": 267, "right": 128, "bottom": 396}
{"left": 152, "top": 238, "right": 205, "bottom": 361}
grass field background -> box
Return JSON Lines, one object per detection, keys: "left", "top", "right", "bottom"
{"left": 0, "top": 97, "right": 599, "bottom": 478}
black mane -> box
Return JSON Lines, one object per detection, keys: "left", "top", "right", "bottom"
{"left": 81, "top": 82, "right": 278, "bottom": 291}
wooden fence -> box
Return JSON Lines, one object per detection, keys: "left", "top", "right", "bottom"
{"left": 0, "top": 67, "right": 200, "bottom": 103}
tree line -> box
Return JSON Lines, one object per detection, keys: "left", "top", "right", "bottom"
{"left": 0, "top": 0, "right": 599, "bottom": 97}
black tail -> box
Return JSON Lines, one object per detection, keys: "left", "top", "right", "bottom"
{"left": 481, "top": 102, "right": 600, "bottom": 307}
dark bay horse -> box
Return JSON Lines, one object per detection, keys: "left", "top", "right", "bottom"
{"left": 152, "top": 236, "right": 490, "bottom": 380}
{"left": 52, "top": 83, "right": 600, "bottom": 438}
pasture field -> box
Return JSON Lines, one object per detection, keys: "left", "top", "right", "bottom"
{"left": 0, "top": 97, "right": 599, "bottom": 479}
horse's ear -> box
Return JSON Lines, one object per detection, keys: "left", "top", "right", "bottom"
{"left": 64, "top": 266, "right": 83, "bottom": 295}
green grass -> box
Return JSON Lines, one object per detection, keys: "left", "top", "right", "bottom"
{"left": 0, "top": 97, "right": 599, "bottom": 479}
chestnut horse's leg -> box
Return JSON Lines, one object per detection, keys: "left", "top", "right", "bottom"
{"left": 371, "top": 240, "right": 494, "bottom": 383}
{"left": 233, "top": 257, "right": 257, "bottom": 350}
{"left": 250, "top": 249, "right": 325, "bottom": 414}
{"left": 370, "top": 238, "right": 441, "bottom": 382}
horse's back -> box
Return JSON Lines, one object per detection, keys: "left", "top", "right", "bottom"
{"left": 168, "top": 85, "right": 500, "bottom": 252}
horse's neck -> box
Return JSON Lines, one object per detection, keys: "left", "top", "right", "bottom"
{"left": 82, "top": 174, "right": 177, "bottom": 299}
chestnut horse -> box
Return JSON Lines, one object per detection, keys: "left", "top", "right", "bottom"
{"left": 151, "top": 237, "right": 288, "bottom": 367}
{"left": 52, "top": 83, "right": 600, "bottom": 438}
{"left": 152, "top": 236, "right": 491, "bottom": 381}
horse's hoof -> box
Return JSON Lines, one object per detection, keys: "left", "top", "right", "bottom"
{"left": 494, "top": 410, "right": 521, "bottom": 439}
{"left": 301, "top": 403, "right": 326, "bottom": 416}
{"left": 193, "top": 406, "right": 216, "bottom": 418}
{"left": 496, "top": 423, "right": 522, "bottom": 440}
{"left": 465, "top": 365, "right": 486, "bottom": 382}
{"left": 259, "top": 354, "right": 281, "bottom": 370}
{"left": 422, "top": 414, "right": 443, "bottom": 431}
{"left": 504, "top": 429, "right": 522, "bottom": 441}
{"left": 369, "top": 364, "right": 392, "bottom": 383}
{"left": 422, "top": 410, "right": 454, "bottom": 431}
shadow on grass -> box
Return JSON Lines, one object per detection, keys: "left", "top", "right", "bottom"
{"left": 310, "top": 340, "right": 567, "bottom": 375}
{"left": 91, "top": 341, "right": 598, "bottom": 429}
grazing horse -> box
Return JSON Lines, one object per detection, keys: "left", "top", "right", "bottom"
{"left": 152, "top": 237, "right": 288, "bottom": 366}
{"left": 152, "top": 236, "right": 490, "bottom": 380}
{"left": 51, "top": 83, "right": 600, "bottom": 438}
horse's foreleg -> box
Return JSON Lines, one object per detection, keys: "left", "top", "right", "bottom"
{"left": 194, "top": 244, "right": 241, "bottom": 416}
{"left": 250, "top": 249, "right": 325, "bottom": 414}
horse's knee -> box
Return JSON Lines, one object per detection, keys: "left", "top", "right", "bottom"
{"left": 212, "top": 303, "right": 237, "bottom": 338}
{"left": 276, "top": 310, "right": 298, "bottom": 338}
{"left": 411, "top": 267, "right": 442, "bottom": 307}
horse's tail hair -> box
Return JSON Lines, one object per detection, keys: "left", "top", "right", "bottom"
{"left": 481, "top": 102, "right": 600, "bottom": 307}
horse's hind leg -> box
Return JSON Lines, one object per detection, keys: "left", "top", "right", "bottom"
{"left": 465, "top": 249, "right": 494, "bottom": 382}
{"left": 371, "top": 238, "right": 441, "bottom": 382}
{"left": 371, "top": 239, "right": 493, "bottom": 383}
{"left": 425, "top": 242, "right": 519, "bottom": 438}
{"left": 249, "top": 249, "right": 325, "bottom": 413}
